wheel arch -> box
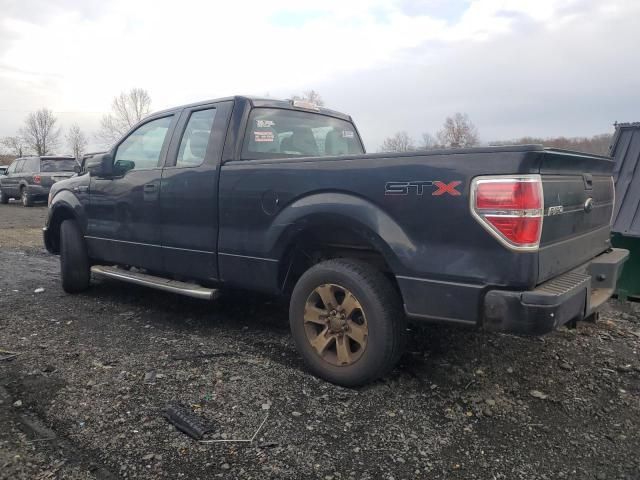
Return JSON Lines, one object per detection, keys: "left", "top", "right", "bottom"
{"left": 270, "top": 192, "right": 415, "bottom": 293}
{"left": 45, "top": 191, "right": 85, "bottom": 254}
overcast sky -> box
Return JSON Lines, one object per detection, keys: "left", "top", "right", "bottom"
{"left": 0, "top": 0, "right": 638, "bottom": 152}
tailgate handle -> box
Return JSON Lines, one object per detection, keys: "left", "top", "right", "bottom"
{"left": 583, "top": 173, "right": 593, "bottom": 190}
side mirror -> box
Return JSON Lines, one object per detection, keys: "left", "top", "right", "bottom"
{"left": 73, "top": 164, "right": 81, "bottom": 174}
{"left": 86, "top": 153, "right": 113, "bottom": 178}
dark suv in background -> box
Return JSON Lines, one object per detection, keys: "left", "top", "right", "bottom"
{"left": 0, "top": 156, "right": 78, "bottom": 206}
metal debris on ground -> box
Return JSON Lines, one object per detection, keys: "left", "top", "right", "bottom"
{"left": 199, "top": 412, "right": 270, "bottom": 445}
{"left": 0, "top": 348, "right": 21, "bottom": 362}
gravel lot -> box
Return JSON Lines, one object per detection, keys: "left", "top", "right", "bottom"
{"left": 0, "top": 203, "right": 639, "bottom": 480}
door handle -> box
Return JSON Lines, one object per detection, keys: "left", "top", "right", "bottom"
{"left": 143, "top": 184, "right": 157, "bottom": 192}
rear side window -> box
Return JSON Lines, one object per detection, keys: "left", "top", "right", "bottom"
{"left": 241, "top": 108, "right": 364, "bottom": 160}
{"left": 40, "top": 159, "right": 77, "bottom": 172}
{"left": 24, "top": 158, "right": 39, "bottom": 172}
{"left": 176, "top": 108, "right": 216, "bottom": 168}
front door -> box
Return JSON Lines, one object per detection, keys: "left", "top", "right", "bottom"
{"left": 85, "top": 114, "right": 177, "bottom": 271}
{"left": 159, "top": 101, "right": 232, "bottom": 281}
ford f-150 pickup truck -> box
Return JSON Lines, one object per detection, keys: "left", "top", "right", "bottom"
{"left": 44, "top": 96, "right": 629, "bottom": 386}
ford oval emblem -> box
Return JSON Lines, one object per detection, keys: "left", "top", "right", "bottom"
{"left": 584, "top": 197, "right": 594, "bottom": 213}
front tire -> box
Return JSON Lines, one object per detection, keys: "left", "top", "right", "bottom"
{"left": 0, "top": 190, "right": 8, "bottom": 204}
{"left": 289, "top": 259, "right": 405, "bottom": 387}
{"left": 60, "top": 219, "right": 90, "bottom": 293}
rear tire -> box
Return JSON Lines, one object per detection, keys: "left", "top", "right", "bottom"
{"left": 289, "top": 258, "right": 405, "bottom": 387}
{"left": 60, "top": 219, "right": 90, "bottom": 293}
{"left": 21, "top": 187, "right": 33, "bottom": 207}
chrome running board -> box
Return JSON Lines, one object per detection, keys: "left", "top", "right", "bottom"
{"left": 90, "top": 265, "right": 218, "bottom": 300}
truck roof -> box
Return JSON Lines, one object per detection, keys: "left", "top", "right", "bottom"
{"left": 151, "top": 95, "right": 353, "bottom": 122}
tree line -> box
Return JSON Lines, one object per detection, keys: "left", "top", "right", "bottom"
{"left": 0, "top": 88, "right": 613, "bottom": 163}
{"left": 380, "top": 112, "right": 480, "bottom": 152}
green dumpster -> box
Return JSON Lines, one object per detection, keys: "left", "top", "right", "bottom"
{"left": 609, "top": 122, "right": 640, "bottom": 300}
{"left": 611, "top": 234, "right": 640, "bottom": 300}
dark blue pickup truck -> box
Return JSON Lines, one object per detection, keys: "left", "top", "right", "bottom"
{"left": 44, "top": 96, "right": 628, "bottom": 386}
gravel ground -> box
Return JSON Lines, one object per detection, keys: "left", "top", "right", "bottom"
{"left": 0, "top": 203, "right": 639, "bottom": 480}
{"left": 0, "top": 202, "right": 47, "bottom": 249}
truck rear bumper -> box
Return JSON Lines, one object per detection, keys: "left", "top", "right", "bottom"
{"left": 483, "top": 248, "right": 629, "bottom": 334}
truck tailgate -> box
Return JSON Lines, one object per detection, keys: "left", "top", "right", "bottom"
{"left": 538, "top": 150, "right": 616, "bottom": 283}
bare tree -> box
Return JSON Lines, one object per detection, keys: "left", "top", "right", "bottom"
{"left": 98, "top": 88, "right": 152, "bottom": 145}
{"left": 66, "top": 124, "right": 88, "bottom": 160}
{"left": 1, "top": 135, "right": 29, "bottom": 157}
{"left": 420, "top": 132, "right": 439, "bottom": 150}
{"left": 291, "top": 90, "right": 325, "bottom": 106}
{"left": 379, "top": 131, "right": 415, "bottom": 152}
{"left": 20, "top": 108, "right": 60, "bottom": 155}
{"left": 436, "top": 113, "right": 479, "bottom": 148}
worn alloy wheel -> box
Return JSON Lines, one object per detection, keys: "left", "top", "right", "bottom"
{"left": 290, "top": 258, "right": 405, "bottom": 387}
{"left": 304, "top": 283, "right": 368, "bottom": 366}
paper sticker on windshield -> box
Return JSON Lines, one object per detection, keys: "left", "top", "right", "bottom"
{"left": 256, "top": 119, "right": 275, "bottom": 128}
{"left": 254, "top": 130, "right": 275, "bottom": 143}
{"left": 342, "top": 130, "right": 355, "bottom": 138}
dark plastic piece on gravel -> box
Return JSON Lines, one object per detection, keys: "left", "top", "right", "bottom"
{"left": 164, "top": 404, "right": 210, "bottom": 440}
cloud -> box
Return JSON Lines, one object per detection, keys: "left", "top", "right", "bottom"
{"left": 0, "top": 0, "right": 637, "bottom": 152}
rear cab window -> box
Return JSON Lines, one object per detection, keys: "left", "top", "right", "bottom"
{"left": 40, "top": 158, "right": 77, "bottom": 172}
{"left": 241, "top": 108, "right": 364, "bottom": 160}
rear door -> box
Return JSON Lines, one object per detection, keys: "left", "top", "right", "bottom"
{"left": 86, "top": 114, "right": 177, "bottom": 271}
{"left": 538, "top": 150, "right": 615, "bottom": 282}
{"left": 159, "top": 101, "right": 233, "bottom": 281}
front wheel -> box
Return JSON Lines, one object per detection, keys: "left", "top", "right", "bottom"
{"left": 21, "top": 187, "right": 33, "bottom": 207}
{"left": 289, "top": 259, "right": 405, "bottom": 387}
{"left": 0, "top": 190, "right": 8, "bottom": 204}
{"left": 60, "top": 219, "right": 90, "bottom": 293}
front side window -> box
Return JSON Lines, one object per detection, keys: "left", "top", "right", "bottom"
{"left": 40, "top": 159, "right": 77, "bottom": 172}
{"left": 242, "top": 108, "right": 364, "bottom": 160}
{"left": 14, "top": 159, "right": 25, "bottom": 173}
{"left": 114, "top": 116, "right": 172, "bottom": 173}
{"left": 7, "top": 161, "right": 18, "bottom": 174}
{"left": 176, "top": 108, "right": 216, "bottom": 168}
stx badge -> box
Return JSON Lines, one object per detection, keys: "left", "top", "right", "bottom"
{"left": 385, "top": 180, "right": 462, "bottom": 196}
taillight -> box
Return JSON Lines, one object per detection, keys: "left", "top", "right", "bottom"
{"left": 471, "top": 175, "right": 543, "bottom": 250}
{"left": 33, "top": 175, "right": 41, "bottom": 184}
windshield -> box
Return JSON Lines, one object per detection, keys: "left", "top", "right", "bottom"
{"left": 40, "top": 159, "right": 77, "bottom": 172}
{"left": 242, "top": 108, "right": 364, "bottom": 159}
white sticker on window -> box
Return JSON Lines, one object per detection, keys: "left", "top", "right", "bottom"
{"left": 256, "top": 119, "right": 275, "bottom": 128}
{"left": 342, "top": 130, "right": 355, "bottom": 138}
{"left": 254, "top": 130, "right": 275, "bottom": 142}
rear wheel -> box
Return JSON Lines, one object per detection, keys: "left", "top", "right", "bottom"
{"left": 21, "top": 187, "right": 33, "bottom": 207}
{"left": 289, "top": 258, "right": 405, "bottom": 387}
{"left": 60, "top": 219, "right": 90, "bottom": 293}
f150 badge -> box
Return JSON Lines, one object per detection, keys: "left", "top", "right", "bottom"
{"left": 385, "top": 180, "right": 462, "bottom": 196}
